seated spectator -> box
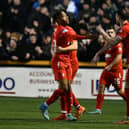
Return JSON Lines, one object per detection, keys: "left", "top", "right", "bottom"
{"left": 88, "top": 16, "right": 97, "bottom": 31}
{"left": 0, "top": 0, "right": 128, "bottom": 62}
{"left": 6, "top": 32, "right": 31, "bottom": 62}
{"left": 25, "top": 34, "right": 43, "bottom": 60}
{"left": 40, "top": 6, "right": 51, "bottom": 33}
{"left": 0, "top": 36, "right": 9, "bottom": 60}
{"left": 6, "top": 0, "right": 26, "bottom": 33}
{"left": 77, "top": 23, "right": 88, "bottom": 61}
{"left": 3, "top": 30, "right": 11, "bottom": 45}
{"left": 40, "top": 33, "right": 52, "bottom": 60}
{"left": 96, "top": 34, "right": 105, "bottom": 61}
{"left": 85, "top": 35, "right": 104, "bottom": 62}
{"left": 77, "top": 1, "right": 90, "bottom": 22}
{"left": 27, "top": 1, "right": 51, "bottom": 34}
{"left": 24, "top": 26, "right": 37, "bottom": 36}
{"left": 0, "top": 11, "right": 3, "bottom": 28}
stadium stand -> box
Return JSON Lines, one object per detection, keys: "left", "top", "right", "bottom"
{"left": 0, "top": 0, "right": 128, "bottom": 63}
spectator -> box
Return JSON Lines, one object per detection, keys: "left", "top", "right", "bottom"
{"left": 25, "top": 34, "right": 43, "bottom": 60}
{"left": 0, "top": 0, "right": 128, "bottom": 62}
{"left": 97, "top": 34, "right": 105, "bottom": 61}
{"left": 3, "top": 29, "right": 11, "bottom": 52}
{"left": 66, "top": 0, "right": 80, "bottom": 19}
{"left": 86, "top": 36, "right": 104, "bottom": 62}
{"left": 40, "top": 33, "right": 52, "bottom": 60}
{"left": 6, "top": 32, "right": 31, "bottom": 61}
{"left": 0, "top": 36, "right": 9, "bottom": 60}
{"left": 27, "top": 1, "right": 51, "bottom": 34}
{"left": 40, "top": 6, "right": 51, "bottom": 33}
{"left": 6, "top": 0, "right": 26, "bottom": 33}
{"left": 77, "top": 1, "right": 90, "bottom": 22}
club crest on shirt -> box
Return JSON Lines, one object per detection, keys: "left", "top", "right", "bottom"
{"left": 62, "top": 73, "right": 65, "bottom": 77}
{"left": 118, "top": 47, "right": 122, "bottom": 51}
{"left": 119, "top": 29, "right": 123, "bottom": 33}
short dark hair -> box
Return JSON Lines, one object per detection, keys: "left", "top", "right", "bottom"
{"left": 52, "top": 9, "right": 67, "bottom": 23}
{"left": 106, "top": 25, "right": 114, "bottom": 30}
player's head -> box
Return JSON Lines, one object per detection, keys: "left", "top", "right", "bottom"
{"left": 116, "top": 6, "right": 129, "bottom": 24}
{"left": 106, "top": 26, "right": 115, "bottom": 38}
{"left": 53, "top": 9, "right": 69, "bottom": 26}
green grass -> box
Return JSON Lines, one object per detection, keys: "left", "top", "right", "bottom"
{"left": 0, "top": 97, "right": 128, "bottom": 129}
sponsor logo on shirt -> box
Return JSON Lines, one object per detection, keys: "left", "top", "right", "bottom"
{"left": 119, "top": 29, "right": 123, "bottom": 33}
{"left": 62, "top": 29, "right": 68, "bottom": 33}
{"left": 105, "top": 54, "right": 111, "bottom": 58}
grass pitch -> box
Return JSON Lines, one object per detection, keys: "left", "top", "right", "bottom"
{"left": 0, "top": 97, "right": 128, "bottom": 129}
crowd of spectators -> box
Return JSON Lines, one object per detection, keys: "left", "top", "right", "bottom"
{"left": 0, "top": 0, "right": 129, "bottom": 62}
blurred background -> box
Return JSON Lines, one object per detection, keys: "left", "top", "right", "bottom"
{"left": 0, "top": 0, "right": 128, "bottom": 63}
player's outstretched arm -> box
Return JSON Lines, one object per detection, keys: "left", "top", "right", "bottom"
{"left": 71, "top": 33, "right": 98, "bottom": 40}
{"left": 65, "top": 30, "right": 98, "bottom": 41}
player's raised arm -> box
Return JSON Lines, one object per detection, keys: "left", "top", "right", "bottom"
{"left": 93, "top": 35, "right": 123, "bottom": 62}
{"left": 92, "top": 25, "right": 123, "bottom": 63}
{"left": 96, "top": 25, "right": 112, "bottom": 42}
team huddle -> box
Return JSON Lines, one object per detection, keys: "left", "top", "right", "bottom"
{"left": 40, "top": 5, "right": 129, "bottom": 124}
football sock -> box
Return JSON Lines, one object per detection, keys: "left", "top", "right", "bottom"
{"left": 72, "top": 92, "right": 80, "bottom": 108}
{"left": 60, "top": 95, "right": 67, "bottom": 113}
{"left": 60, "top": 91, "right": 80, "bottom": 113}
{"left": 46, "top": 88, "right": 65, "bottom": 105}
{"left": 96, "top": 94, "right": 104, "bottom": 110}
{"left": 125, "top": 88, "right": 129, "bottom": 116}
{"left": 65, "top": 91, "right": 73, "bottom": 114}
